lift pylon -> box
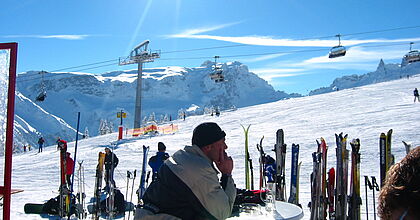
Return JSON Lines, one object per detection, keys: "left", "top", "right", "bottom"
{"left": 119, "top": 40, "right": 160, "bottom": 130}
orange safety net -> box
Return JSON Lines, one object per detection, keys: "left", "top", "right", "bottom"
{"left": 127, "top": 124, "right": 179, "bottom": 136}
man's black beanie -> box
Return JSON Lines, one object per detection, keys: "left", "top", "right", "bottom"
{"left": 158, "top": 142, "right": 166, "bottom": 151}
{"left": 192, "top": 122, "right": 226, "bottom": 148}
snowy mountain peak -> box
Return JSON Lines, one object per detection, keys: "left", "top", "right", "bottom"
{"left": 377, "top": 59, "right": 386, "bottom": 72}
{"left": 15, "top": 61, "right": 294, "bottom": 148}
{"left": 309, "top": 61, "right": 420, "bottom": 95}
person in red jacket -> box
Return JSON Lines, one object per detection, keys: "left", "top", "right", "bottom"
{"left": 66, "top": 152, "right": 74, "bottom": 188}
{"left": 57, "top": 139, "right": 68, "bottom": 186}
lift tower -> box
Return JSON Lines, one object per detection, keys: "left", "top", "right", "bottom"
{"left": 119, "top": 40, "right": 160, "bottom": 130}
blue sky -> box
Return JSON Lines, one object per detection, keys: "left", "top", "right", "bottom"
{"left": 2, "top": 0, "right": 420, "bottom": 94}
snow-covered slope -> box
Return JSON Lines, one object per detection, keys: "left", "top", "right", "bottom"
{"left": 14, "top": 91, "right": 78, "bottom": 146}
{"left": 9, "top": 74, "right": 420, "bottom": 219}
{"left": 14, "top": 60, "right": 420, "bottom": 151}
{"left": 309, "top": 61, "right": 420, "bottom": 95}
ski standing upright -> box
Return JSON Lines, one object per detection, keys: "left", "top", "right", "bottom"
{"left": 274, "top": 129, "right": 286, "bottom": 201}
{"left": 379, "top": 129, "right": 393, "bottom": 187}
{"left": 241, "top": 125, "right": 251, "bottom": 190}
{"left": 335, "top": 133, "right": 348, "bottom": 220}
{"left": 138, "top": 145, "right": 150, "bottom": 204}
{"left": 256, "top": 136, "right": 265, "bottom": 190}
{"left": 93, "top": 152, "right": 106, "bottom": 220}
{"left": 288, "top": 143, "right": 300, "bottom": 206}
{"left": 348, "top": 139, "right": 361, "bottom": 220}
{"left": 327, "top": 167, "right": 336, "bottom": 220}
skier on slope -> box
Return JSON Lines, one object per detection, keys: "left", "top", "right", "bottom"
{"left": 414, "top": 88, "right": 419, "bottom": 102}
{"left": 148, "top": 142, "right": 170, "bottom": 182}
{"left": 104, "top": 147, "right": 119, "bottom": 191}
{"left": 135, "top": 122, "right": 236, "bottom": 220}
{"left": 65, "top": 152, "right": 74, "bottom": 188}
{"left": 38, "top": 137, "right": 45, "bottom": 153}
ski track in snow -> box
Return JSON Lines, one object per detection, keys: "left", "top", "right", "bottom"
{"left": 8, "top": 75, "right": 420, "bottom": 220}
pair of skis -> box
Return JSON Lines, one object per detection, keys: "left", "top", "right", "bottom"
{"left": 257, "top": 136, "right": 265, "bottom": 190}
{"left": 273, "top": 129, "right": 301, "bottom": 205}
{"left": 76, "top": 161, "right": 87, "bottom": 219}
{"left": 274, "top": 129, "right": 287, "bottom": 201}
{"left": 137, "top": 145, "right": 150, "bottom": 204}
{"left": 348, "top": 139, "right": 362, "bottom": 220}
{"left": 243, "top": 128, "right": 301, "bottom": 206}
{"left": 288, "top": 144, "right": 301, "bottom": 206}
{"left": 59, "top": 145, "right": 70, "bottom": 217}
{"left": 92, "top": 152, "right": 106, "bottom": 219}
{"left": 379, "top": 129, "right": 394, "bottom": 187}
{"left": 125, "top": 170, "right": 137, "bottom": 220}
{"left": 309, "top": 138, "right": 327, "bottom": 220}
{"left": 334, "top": 133, "right": 349, "bottom": 220}
{"left": 310, "top": 134, "right": 362, "bottom": 220}
{"left": 242, "top": 125, "right": 252, "bottom": 190}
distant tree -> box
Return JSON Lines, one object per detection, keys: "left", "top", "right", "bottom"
{"left": 107, "top": 121, "right": 114, "bottom": 133}
{"left": 178, "top": 109, "right": 185, "bottom": 119}
{"left": 142, "top": 116, "right": 148, "bottom": 127}
{"left": 98, "top": 119, "right": 112, "bottom": 135}
{"left": 204, "top": 107, "right": 211, "bottom": 115}
{"left": 98, "top": 119, "right": 104, "bottom": 135}
{"left": 159, "top": 114, "right": 165, "bottom": 123}
{"left": 148, "top": 112, "right": 156, "bottom": 123}
{"left": 84, "top": 127, "right": 89, "bottom": 139}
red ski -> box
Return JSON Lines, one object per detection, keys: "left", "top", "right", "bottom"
{"left": 327, "top": 167, "right": 335, "bottom": 220}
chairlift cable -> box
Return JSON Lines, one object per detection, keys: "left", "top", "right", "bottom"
{"left": 17, "top": 59, "right": 120, "bottom": 79}
{"left": 341, "top": 25, "right": 420, "bottom": 38}
{"left": 14, "top": 24, "right": 420, "bottom": 83}
{"left": 16, "top": 63, "right": 119, "bottom": 83}
{"left": 18, "top": 25, "right": 418, "bottom": 77}
{"left": 16, "top": 41, "right": 420, "bottom": 83}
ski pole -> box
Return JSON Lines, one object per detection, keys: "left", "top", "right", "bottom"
{"left": 128, "top": 170, "right": 137, "bottom": 220}
{"left": 364, "top": 176, "right": 372, "bottom": 220}
{"left": 69, "top": 112, "right": 81, "bottom": 219}
{"left": 371, "top": 176, "right": 379, "bottom": 220}
{"left": 145, "top": 171, "right": 151, "bottom": 188}
{"left": 124, "top": 171, "right": 132, "bottom": 220}
{"left": 249, "top": 157, "right": 254, "bottom": 190}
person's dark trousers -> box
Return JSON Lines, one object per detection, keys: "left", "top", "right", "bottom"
{"left": 66, "top": 175, "right": 71, "bottom": 188}
{"left": 38, "top": 143, "right": 43, "bottom": 153}
{"left": 104, "top": 167, "right": 116, "bottom": 191}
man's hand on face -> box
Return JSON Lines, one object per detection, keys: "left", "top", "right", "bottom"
{"left": 215, "top": 148, "right": 233, "bottom": 175}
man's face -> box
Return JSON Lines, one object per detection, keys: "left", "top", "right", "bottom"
{"left": 205, "top": 138, "right": 227, "bottom": 163}
{"left": 105, "top": 149, "right": 110, "bottom": 154}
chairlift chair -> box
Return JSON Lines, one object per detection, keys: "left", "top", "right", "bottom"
{"left": 35, "top": 71, "right": 47, "bottom": 102}
{"left": 210, "top": 72, "right": 225, "bottom": 83}
{"left": 36, "top": 91, "right": 47, "bottom": 102}
{"left": 329, "top": 34, "right": 346, "bottom": 58}
{"left": 403, "top": 43, "right": 420, "bottom": 64}
{"left": 209, "top": 56, "right": 225, "bottom": 83}
{"left": 404, "top": 50, "right": 420, "bottom": 64}
{"left": 329, "top": 45, "right": 347, "bottom": 58}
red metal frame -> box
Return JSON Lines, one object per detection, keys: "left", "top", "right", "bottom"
{"left": 0, "top": 42, "right": 17, "bottom": 220}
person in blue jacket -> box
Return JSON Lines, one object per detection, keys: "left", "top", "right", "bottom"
{"left": 148, "top": 142, "right": 170, "bottom": 181}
